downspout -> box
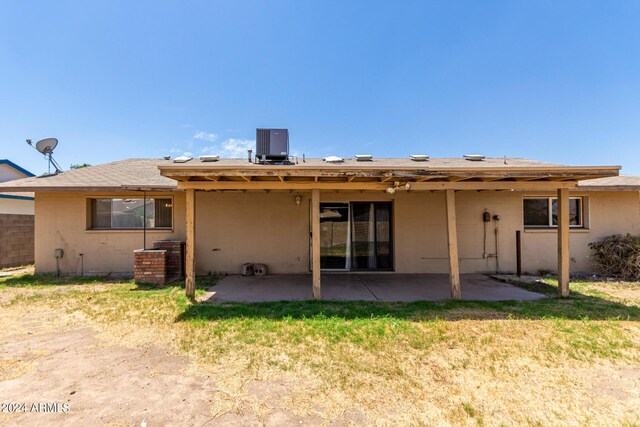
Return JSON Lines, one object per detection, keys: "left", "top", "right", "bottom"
{"left": 143, "top": 191, "right": 147, "bottom": 250}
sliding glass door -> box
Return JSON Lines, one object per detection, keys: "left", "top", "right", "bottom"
{"left": 350, "top": 202, "right": 393, "bottom": 270}
{"left": 319, "top": 203, "right": 350, "bottom": 270}
{"left": 316, "top": 202, "right": 392, "bottom": 271}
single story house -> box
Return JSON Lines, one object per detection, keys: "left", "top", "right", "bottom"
{"left": 0, "top": 159, "right": 35, "bottom": 268}
{"left": 0, "top": 155, "right": 637, "bottom": 299}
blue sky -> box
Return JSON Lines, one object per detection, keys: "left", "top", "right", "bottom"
{"left": 1, "top": 1, "right": 640, "bottom": 175}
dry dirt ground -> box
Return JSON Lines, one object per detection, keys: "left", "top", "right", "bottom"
{"left": 0, "top": 291, "right": 354, "bottom": 426}
{"left": 0, "top": 308, "right": 221, "bottom": 426}
{"left": 1, "top": 281, "right": 640, "bottom": 426}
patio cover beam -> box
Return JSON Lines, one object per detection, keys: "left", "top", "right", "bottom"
{"left": 445, "top": 190, "right": 461, "bottom": 300}
{"left": 311, "top": 189, "right": 321, "bottom": 299}
{"left": 185, "top": 188, "right": 196, "bottom": 299}
{"left": 176, "top": 180, "right": 578, "bottom": 192}
{"left": 557, "top": 188, "right": 570, "bottom": 297}
{"left": 159, "top": 165, "right": 619, "bottom": 179}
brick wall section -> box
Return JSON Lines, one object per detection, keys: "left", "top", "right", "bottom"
{"left": 133, "top": 249, "right": 167, "bottom": 285}
{"left": 152, "top": 240, "right": 184, "bottom": 280}
{"left": 0, "top": 214, "right": 35, "bottom": 268}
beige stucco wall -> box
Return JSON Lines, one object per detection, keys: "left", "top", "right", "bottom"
{"left": 194, "top": 191, "right": 310, "bottom": 274}
{"left": 194, "top": 189, "right": 640, "bottom": 275}
{"left": 0, "top": 197, "right": 34, "bottom": 215}
{"left": 34, "top": 189, "right": 640, "bottom": 276}
{"left": 35, "top": 192, "right": 185, "bottom": 275}
{"left": 520, "top": 191, "right": 640, "bottom": 274}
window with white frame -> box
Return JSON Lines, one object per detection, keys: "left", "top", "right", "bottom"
{"left": 523, "top": 197, "right": 584, "bottom": 228}
{"left": 90, "top": 198, "right": 173, "bottom": 229}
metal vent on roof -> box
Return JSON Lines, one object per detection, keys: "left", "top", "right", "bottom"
{"left": 200, "top": 155, "right": 219, "bottom": 162}
{"left": 173, "top": 156, "right": 192, "bottom": 163}
{"left": 324, "top": 156, "right": 344, "bottom": 163}
{"left": 410, "top": 154, "right": 429, "bottom": 162}
{"left": 463, "top": 154, "right": 485, "bottom": 161}
{"left": 355, "top": 154, "right": 373, "bottom": 161}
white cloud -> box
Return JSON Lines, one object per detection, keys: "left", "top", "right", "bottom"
{"left": 182, "top": 151, "right": 193, "bottom": 157}
{"left": 193, "top": 131, "right": 218, "bottom": 142}
{"left": 201, "top": 138, "right": 255, "bottom": 158}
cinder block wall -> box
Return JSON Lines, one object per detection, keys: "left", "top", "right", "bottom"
{"left": 0, "top": 214, "right": 35, "bottom": 268}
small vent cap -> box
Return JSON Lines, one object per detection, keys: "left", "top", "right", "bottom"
{"left": 173, "top": 156, "right": 192, "bottom": 163}
{"left": 200, "top": 155, "right": 219, "bottom": 162}
{"left": 324, "top": 156, "right": 344, "bottom": 163}
{"left": 410, "top": 154, "right": 429, "bottom": 161}
{"left": 463, "top": 154, "right": 485, "bottom": 161}
{"left": 355, "top": 154, "right": 373, "bottom": 161}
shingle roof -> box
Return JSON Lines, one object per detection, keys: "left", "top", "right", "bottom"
{"left": 0, "top": 157, "right": 622, "bottom": 192}
{"left": 0, "top": 159, "right": 177, "bottom": 192}
{"left": 164, "top": 156, "right": 564, "bottom": 169}
{"left": 577, "top": 175, "right": 640, "bottom": 191}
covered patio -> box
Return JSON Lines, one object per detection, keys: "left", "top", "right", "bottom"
{"left": 158, "top": 157, "right": 619, "bottom": 301}
{"left": 199, "top": 274, "right": 545, "bottom": 303}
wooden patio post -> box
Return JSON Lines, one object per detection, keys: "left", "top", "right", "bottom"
{"left": 445, "top": 189, "right": 461, "bottom": 300}
{"left": 185, "top": 188, "right": 196, "bottom": 299}
{"left": 311, "top": 188, "right": 321, "bottom": 300}
{"left": 557, "top": 188, "right": 570, "bottom": 297}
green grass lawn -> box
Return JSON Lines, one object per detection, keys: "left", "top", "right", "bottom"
{"left": 2, "top": 273, "right": 639, "bottom": 425}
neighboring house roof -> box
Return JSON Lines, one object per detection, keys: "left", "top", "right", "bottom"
{"left": 0, "top": 159, "right": 35, "bottom": 179}
{"left": 0, "top": 160, "right": 36, "bottom": 201}
{"left": 577, "top": 175, "right": 640, "bottom": 191}
{"left": 0, "top": 157, "right": 621, "bottom": 192}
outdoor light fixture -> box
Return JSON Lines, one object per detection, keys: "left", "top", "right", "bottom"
{"left": 295, "top": 195, "right": 302, "bottom": 206}
{"left": 386, "top": 181, "right": 411, "bottom": 194}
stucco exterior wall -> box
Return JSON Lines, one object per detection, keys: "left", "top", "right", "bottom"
{"left": 0, "top": 197, "right": 34, "bottom": 215}
{"left": 34, "top": 189, "right": 640, "bottom": 276}
{"left": 520, "top": 191, "right": 640, "bottom": 274}
{"left": 35, "top": 192, "right": 185, "bottom": 275}
{"left": 0, "top": 164, "right": 29, "bottom": 182}
{"left": 194, "top": 191, "right": 310, "bottom": 274}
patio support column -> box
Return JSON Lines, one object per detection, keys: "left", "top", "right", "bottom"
{"left": 311, "top": 188, "right": 321, "bottom": 300}
{"left": 445, "top": 189, "right": 461, "bottom": 300}
{"left": 185, "top": 188, "right": 196, "bottom": 299}
{"left": 557, "top": 188, "right": 570, "bottom": 297}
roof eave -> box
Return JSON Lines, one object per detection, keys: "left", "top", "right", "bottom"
{"left": 158, "top": 165, "right": 621, "bottom": 182}
{"left": 577, "top": 185, "right": 640, "bottom": 192}
{"left": 0, "top": 185, "right": 178, "bottom": 192}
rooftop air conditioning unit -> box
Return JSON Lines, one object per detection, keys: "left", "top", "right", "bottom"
{"left": 256, "top": 128, "right": 289, "bottom": 161}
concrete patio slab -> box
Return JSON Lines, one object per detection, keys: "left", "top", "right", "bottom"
{"left": 200, "top": 273, "right": 545, "bottom": 303}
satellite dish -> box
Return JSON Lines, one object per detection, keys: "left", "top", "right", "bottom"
{"left": 35, "top": 138, "right": 58, "bottom": 154}
{"left": 26, "top": 137, "right": 63, "bottom": 175}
